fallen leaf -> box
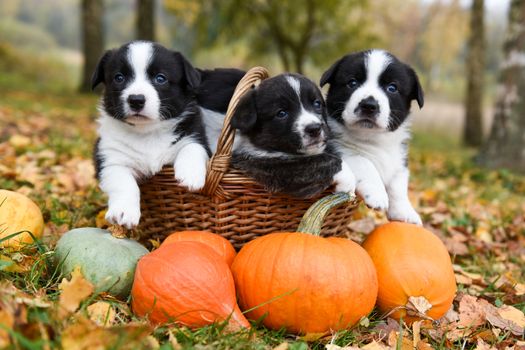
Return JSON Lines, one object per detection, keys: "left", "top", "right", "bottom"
{"left": 373, "top": 318, "right": 400, "bottom": 340}
{"left": 412, "top": 320, "right": 422, "bottom": 348}
{"left": 406, "top": 296, "right": 433, "bottom": 319}
{"left": 485, "top": 304, "right": 525, "bottom": 336}
{"left": 457, "top": 295, "right": 486, "bottom": 328}
{"left": 58, "top": 266, "right": 94, "bottom": 318}
{"left": 9, "top": 134, "right": 31, "bottom": 148}
{"left": 361, "top": 340, "right": 390, "bottom": 350}
{"left": 325, "top": 345, "right": 360, "bottom": 350}
{"left": 347, "top": 218, "right": 376, "bottom": 234}
{"left": 0, "top": 310, "right": 14, "bottom": 348}
{"left": 387, "top": 331, "right": 413, "bottom": 350}
{"left": 415, "top": 340, "right": 434, "bottom": 350}
{"left": 474, "top": 338, "right": 496, "bottom": 350}
{"left": 300, "top": 332, "right": 327, "bottom": 342}
{"left": 61, "top": 316, "right": 151, "bottom": 350}
{"left": 274, "top": 342, "right": 289, "bottom": 350}
{"left": 87, "top": 301, "right": 116, "bottom": 327}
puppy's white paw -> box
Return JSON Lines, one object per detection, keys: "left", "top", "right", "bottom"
{"left": 333, "top": 161, "right": 356, "bottom": 194}
{"left": 335, "top": 178, "right": 356, "bottom": 194}
{"left": 175, "top": 165, "right": 206, "bottom": 192}
{"left": 388, "top": 203, "right": 422, "bottom": 225}
{"left": 105, "top": 200, "right": 141, "bottom": 229}
{"left": 358, "top": 183, "right": 389, "bottom": 211}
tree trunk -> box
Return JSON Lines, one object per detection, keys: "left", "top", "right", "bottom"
{"left": 137, "top": 0, "right": 155, "bottom": 41}
{"left": 79, "top": 0, "right": 104, "bottom": 93}
{"left": 478, "top": 0, "right": 525, "bottom": 173}
{"left": 464, "top": 0, "right": 485, "bottom": 147}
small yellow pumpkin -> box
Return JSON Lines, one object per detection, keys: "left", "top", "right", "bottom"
{"left": 0, "top": 189, "right": 44, "bottom": 249}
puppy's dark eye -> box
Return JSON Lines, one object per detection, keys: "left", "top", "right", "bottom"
{"left": 154, "top": 73, "right": 168, "bottom": 85}
{"left": 276, "top": 110, "right": 288, "bottom": 119}
{"left": 347, "top": 78, "right": 359, "bottom": 88}
{"left": 313, "top": 99, "right": 322, "bottom": 110}
{"left": 114, "top": 73, "right": 125, "bottom": 84}
{"left": 386, "top": 83, "right": 398, "bottom": 93}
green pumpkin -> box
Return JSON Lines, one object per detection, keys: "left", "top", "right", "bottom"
{"left": 54, "top": 227, "right": 149, "bottom": 299}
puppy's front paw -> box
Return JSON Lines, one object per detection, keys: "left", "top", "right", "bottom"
{"left": 388, "top": 203, "right": 422, "bottom": 225}
{"left": 358, "top": 183, "right": 389, "bottom": 211}
{"left": 333, "top": 162, "right": 356, "bottom": 194}
{"left": 175, "top": 166, "right": 206, "bottom": 192}
{"left": 105, "top": 201, "right": 141, "bottom": 229}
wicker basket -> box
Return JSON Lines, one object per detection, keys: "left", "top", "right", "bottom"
{"left": 137, "top": 67, "right": 358, "bottom": 249}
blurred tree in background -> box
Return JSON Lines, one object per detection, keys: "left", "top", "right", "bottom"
{"left": 479, "top": 0, "right": 525, "bottom": 173}
{"left": 137, "top": 0, "right": 155, "bottom": 41}
{"left": 464, "top": 0, "right": 485, "bottom": 147}
{"left": 80, "top": 0, "right": 104, "bottom": 92}
{"left": 165, "top": 0, "right": 377, "bottom": 74}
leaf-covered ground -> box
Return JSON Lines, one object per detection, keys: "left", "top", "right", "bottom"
{"left": 0, "top": 90, "right": 524, "bottom": 350}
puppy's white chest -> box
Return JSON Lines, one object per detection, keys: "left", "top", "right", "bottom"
{"left": 331, "top": 120, "right": 410, "bottom": 182}
{"left": 97, "top": 116, "right": 180, "bottom": 177}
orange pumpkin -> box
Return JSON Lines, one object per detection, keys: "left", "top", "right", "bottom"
{"left": 161, "top": 231, "right": 236, "bottom": 266}
{"left": 231, "top": 193, "right": 378, "bottom": 334}
{"left": 131, "top": 241, "right": 249, "bottom": 330}
{"left": 362, "top": 222, "right": 456, "bottom": 323}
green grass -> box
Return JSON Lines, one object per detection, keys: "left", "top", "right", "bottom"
{"left": 1, "top": 80, "right": 524, "bottom": 349}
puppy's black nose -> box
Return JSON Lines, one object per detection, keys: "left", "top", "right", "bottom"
{"left": 128, "top": 94, "right": 146, "bottom": 111}
{"left": 305, "top": 123, "right": 322, "bottom": 138}
{"left": 358, "top": 97, "right": 379, "bottom": 115}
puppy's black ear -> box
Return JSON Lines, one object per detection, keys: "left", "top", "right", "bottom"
{"left": 320, "top": 57, "right": 343, "bottom": 87}
{"left": 408, "top": 66, "right": 424, "bottom": 109}
{"left": 91, "top": 50, "right": 113, "bottom": 90}
{"left": 231, "top": 88, "right": 257, "bottom": 132}
{"left": 175, "top": 52, "right": 201, "bottom": 89}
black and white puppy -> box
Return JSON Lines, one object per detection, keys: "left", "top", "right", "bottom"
{"left": 92, "top": 41, "right": 210, "bottom": 228}
{"left": 229, "top": 73, "right": 355, "bottom": 198}
{"left": 320, "top": 50, "right": 424, "bottom": 224}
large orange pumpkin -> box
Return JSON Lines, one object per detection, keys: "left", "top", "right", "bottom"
{"left": 131, "top": 241, "right": 249, "bottom": 330}
{"left": 362, "top": 222, "right": 456, "bottom": 323}
{"left": 231, "top": 193, "right": 378, "bottom": 334}
{"left": 160, "top": 231, "right": 236, "bottom": 266}
{"left": 0, "top": 189, "right": 44, "bottom": 249}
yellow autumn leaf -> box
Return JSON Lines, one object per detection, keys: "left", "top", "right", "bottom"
{"left": 58, "top": 266, "right": 94, "bottom": 318}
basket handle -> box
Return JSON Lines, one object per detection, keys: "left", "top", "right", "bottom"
{"left": 202, "top": 66, "right": 270, "bottom": 196}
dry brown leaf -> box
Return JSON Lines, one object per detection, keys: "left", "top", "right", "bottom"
{"left": 0, "top": 309, "right": 14, "bottom": 348}
{"left": 58, "top": 266, "right": 94, "bottom": 318}
{"left": 325, "top": 345, "right": 360, "bottom": 350}
{"left": 416, "top": 340, "right": 434, "bottom": 350}
{"left": 61, "top": 316, "right": 152, "bottom": 350}
{"left": 361, "top": 340, "right": 390, "bottom": 350}
{"left": 387, "top": 331, "right": 413, "bottom": 350}
{"left": 143, "top": 336, "right": 160, "bottom": 349}
{"left": 406, "top": 296, "right": 433, "bottom": 319}
{"left": 167, "top": 330, "right": 182, "bottom": 350}
{"left": 274, "top": 342, "right": 289, "bottom": 350}
{"left": 347, "top": 217, "right": 376, "bottom": 234}
{"left": 485, "top": 304, "right": 525, "bottom": 336}
{"left": 441, "top": 305, "right": 459, "bottom": 323}
{"left": 474, "top": 338, "right": 497, "bottom": 350}
{"left": 457, "top": 295, "right": 487, "bottom": 328}
{"left": 87, "top": 301, "right": 116, "bottom": 327}
{"left": 9, "top": 134, "right": 31, "bottom": 148}
{"left": 373, "top": 318, "right": 400, "bottom": 340}
{"left": 412, "top": 320, "right": 422, "bottom": 348}
{"left": 300, "top": 333, "right": 328, "bottom": 342}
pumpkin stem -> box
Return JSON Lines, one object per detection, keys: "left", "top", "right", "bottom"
{"left": 297, "top": 192, "right": 356, "bottom": 236}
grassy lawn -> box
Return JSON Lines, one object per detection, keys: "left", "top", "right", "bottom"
{"left": 0, "top": 88, "right": 524, "bottom": 349}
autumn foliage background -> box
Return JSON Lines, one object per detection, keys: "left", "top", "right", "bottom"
{"left": 0, "top": 0, "right": 524, "bottom": 349}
